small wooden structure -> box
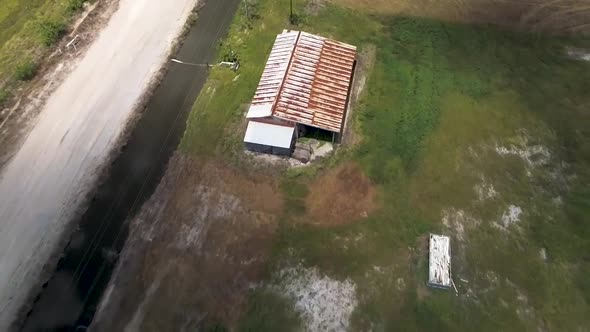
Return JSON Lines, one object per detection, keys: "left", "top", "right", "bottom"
{"left": 428, "top": 234, "right": 452, "bottom": 289}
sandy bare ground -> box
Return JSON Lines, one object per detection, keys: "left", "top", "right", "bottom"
{"left": 91, "top": 154, "right": 281, "bottom": 331}
{"left": 0, "top": 0, "right": 198, "bottom": 329}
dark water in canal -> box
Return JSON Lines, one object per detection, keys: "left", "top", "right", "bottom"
{"left": 19, "top": 0, "right": 240, "bottom": 330}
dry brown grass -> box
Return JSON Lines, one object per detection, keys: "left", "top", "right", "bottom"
{"left": 332, "top": 0, "right": 590, "bottom": 33}
{"left": 305, "top": 162, "right": 378, "bottom": 226}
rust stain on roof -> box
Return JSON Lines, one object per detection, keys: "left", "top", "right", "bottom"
{"left": 248, "top": 30, "right": 356, "bottom": 133}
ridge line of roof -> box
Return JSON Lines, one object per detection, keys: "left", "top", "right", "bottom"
{"left": 269, "top": 30, "right": 301, "bottom": 119}
{"left": 251, "top": 30, "right": 356, "bottom": 133}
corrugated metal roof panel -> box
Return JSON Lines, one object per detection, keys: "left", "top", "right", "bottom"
{"left": 246, "top": 30, "right": 299, "bottom": 119}
{"left": 247, "top": 30, "right": 356, "bottom": 133}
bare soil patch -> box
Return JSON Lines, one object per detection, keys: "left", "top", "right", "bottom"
{"left": 91, "top": 154, "right": 282, "bottom": 331}
{"left": 199, "top": 161, "right": 283, "bottom": 213}
{"left": 305, "top": 162, "right": 377, "bottom": 226}
{"left": 278, "top": 266, "right": 358, "bottom": 331}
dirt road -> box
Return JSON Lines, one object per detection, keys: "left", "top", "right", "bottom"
{"left": 0, "top": 0, "right": 197, "bottom": 329}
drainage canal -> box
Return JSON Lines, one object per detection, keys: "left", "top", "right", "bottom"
{"left": 19, "top": 0, "right": 240, "bottom": 330}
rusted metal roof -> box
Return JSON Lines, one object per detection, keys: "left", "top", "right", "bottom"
{"left": 247, "top": 30, "right": 356, "bottom": 133}
{"left": 248, "top": 30, "right": 299, "bottom": 118}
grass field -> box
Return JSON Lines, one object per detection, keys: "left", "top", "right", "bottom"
{"left": 180, "top": 0, "right": 590, "bottom": 330}
{"left": 0, "top": 0, "right": 89, "bottom": 104}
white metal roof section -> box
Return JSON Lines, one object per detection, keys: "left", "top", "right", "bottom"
{"left": 273, "top": 32, "right": 357, "bottom": 132}
{"left": 428, "top": 234, "right": 452, "bottom": 288}
{"left": 246, "top": 104, "right": 274, "bottom": 118}
{"left": 243, "top": 121, "right": 295, "bottom": 149}
{"left": 246, "top": 30, "right": 299, "bottom": 119}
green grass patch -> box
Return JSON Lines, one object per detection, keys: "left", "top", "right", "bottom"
{"left": 280, "top": 177, "right": 308, "bottom": 217}
{"left": 238, "top": 289, "right": 302, "bottom": 332}
{"left": 66, "top": 0, "right": 88, "bottom": 14}
{"left": 0, "top": 0, "right": 91, "bottom": 95}
{"left": 180, "top": 0, "right": 590, "bottom": 330}
{"left": 14, "top": 59, "right": 38, "bottom": 81}
{"left": 36, "top": 18, "right": 65, "bottom": 47}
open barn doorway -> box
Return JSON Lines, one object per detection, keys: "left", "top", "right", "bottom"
{"left": 297, "top": 124, "right": 340, "bottom": 144}
{"left": 291, "top": 124, "right": 339, "bottom": 163}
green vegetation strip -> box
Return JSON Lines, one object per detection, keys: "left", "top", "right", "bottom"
{"left": 181, "top": 0, "right": 590, "bottom": 330}
{"left": 0, "top": 0, "right": 90, "bottom": 105}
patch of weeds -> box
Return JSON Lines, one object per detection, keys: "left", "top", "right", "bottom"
{"left": 528, "top": 182, "right": 590, "bottom": 262}
{"left": 280, "top": 177, "right": 308, "bottom": 217}
{"left": 0, "top": 88, "right": 10, "bottom": 105}
{"left": 203, "top": 322, "right": 228, "bottom": 332}
{"left": 563, "top": 187, "right": 590, "bottom": 250}
{"left": 241, "top": 0, "right": 261, "bottom": 28}
{"left": 14, "top": 59, "right": 38, "bottom": 81}
{"left": 36, "top": 18, "right": 65, "bottom": 46}
{"left": 289, "top": 13, "right": 304, "bottom": 26}
{"left": 238, "top": 289, "right": 301, "bottom": 332}
{"left": 365, "top": 155, "right": 405, "bottom": 185}
{"left": 66, "top": 0, "right": 88, "bottom": 14}
{"left": 187, "top": 12, "right": 199, "bottom": 26}
{"left": 576, "top": 262, "right": 590, "bottom": 304}
{"left": 0, "top": 0, "right": 98, "bottom": 89}
{"left": 222, "top": 46, "right": 239, "bottom": 63}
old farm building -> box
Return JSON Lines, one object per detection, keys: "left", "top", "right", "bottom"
{"left": 243, "top": 30, "right": 357, "bottom": 155}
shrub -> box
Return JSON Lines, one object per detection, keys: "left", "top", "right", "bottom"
{"left": 14, "top": 60, "right": 38, "bottom": 81}
{"left": 36, "top": 18, "right": 66, "bottom": 47}
{"left": 222, "top": 46, "right": 239, "bottom": 63}
{"left": 240, "top": 0, "right": 260, "bottom": 30}
{"left": 67, "top": 0, "right": 88, "bottom": 13}
{"left": 289, "top": 13, "right": 303, "bottom": 26}
{"left": 242, "top": 0, "right": 260, "bottom": 21}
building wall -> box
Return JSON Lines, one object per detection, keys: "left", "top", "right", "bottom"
{"left": 245, "top": 142, "right": 292, "bottom": 156}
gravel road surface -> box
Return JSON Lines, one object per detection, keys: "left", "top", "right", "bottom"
{"left": 0, "top": 0, "right": 197, "bottom": 329}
